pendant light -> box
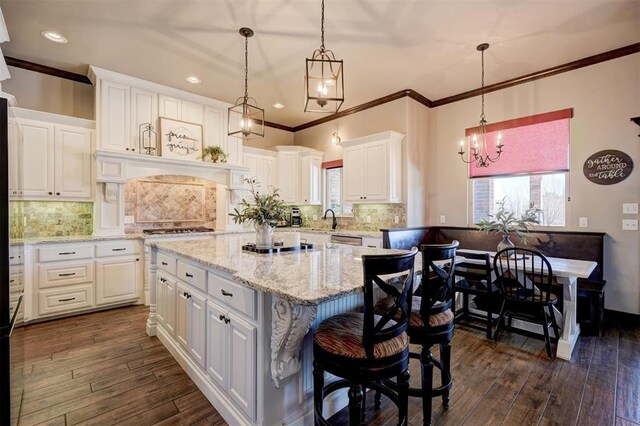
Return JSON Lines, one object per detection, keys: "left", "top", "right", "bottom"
{"left": 458, "top": 43, "right": 504, "bottom": 167}
{"left": 304, "top": 0, "right": 344, "bottom": 113}
{"left": 228, "top": 27, "right": 264, "bottom": 139}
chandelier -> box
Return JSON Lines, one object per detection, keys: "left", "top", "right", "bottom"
{"left": 458, "top": 43, "right": 504, "bottom": 167}
{"left": 228, "top": 27, "right": 264, "bottom": 139}
{"left": 304, "top": 0, "right": 344, "bottom": 113}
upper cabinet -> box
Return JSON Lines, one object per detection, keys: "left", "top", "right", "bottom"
{"left": 100, "top": 80, "right": 131, "bottom": 152}
{"left": 342, "top": 131, "right": 404, "bottom": 204}
{"left": 130, "top": 88, "right": 158, "bottom": 153}
{"left": 159, "top": 95, "right": 204, "bottom": 125}
{"left": 274, "top": 146, "right": 323, "bottom": 205}
{"left": 243, "top": 147, "right": 277, "bottom": 191}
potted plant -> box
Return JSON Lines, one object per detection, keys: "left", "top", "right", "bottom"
{"left": 200, "top": 145, "right": 227, "bottom": 163}
{"left": 477, "top": 198, "right": 540, "bottom": 251}
{"left": 230, "top": 178, "right": 288, "bottom": 248}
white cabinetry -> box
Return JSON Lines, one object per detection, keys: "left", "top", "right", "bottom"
{"left": 300, "top": 152, "right": 322, "bottom": 205}
{"left": 20, "top": 119, "right": 54, "bottom": 198}
{"left": 101, "top": 80, "right": 131, "bottom": 152}
{"left": 156, "top": 272, "right": 177, "bottom": 336}
{"left": 275, "top": 146, "right": 323, "bottom": 205}
{"left": 159, "top": 95, "right": 204, "bottom": 125}
{"left": 95, "top": 256, "right": 141, "bottom": 306}
{"left": 342, "top": 131, "right": 404, "bottom": 204}
{"left": 8, "top": 119, "right": 21, "bottom": 197}
{"left": 176, "top": 282, "right": 207, "bottom": 369}
{"left": 204, "top": 106, "right": 242, "bottom": 166}
{"left": 243, "top": 147, "right": 277, "bottom": 189}
{"left": 276, "top": 150, "right": 299, "bottom": 203}
{"left": 54, "top": 125, "right": 93, "bottom": 198}
{"left": 130, "top": 88, "right": 158, "bottom": 153}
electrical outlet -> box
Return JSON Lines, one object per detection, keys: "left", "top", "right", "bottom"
{"left": 622, "top": 219, "right": 638, "bottom": 231}
{"left": 579, "top": 217, "right": 588, "bottom": 228}
{"left": 124, "top": 215, "right": 135, "bottom": 224}
{"left": 312, "top": 215, "right": 318, "bottom": 221}
{"left": 366, "top": 216, "right": 372, "bottom": 223}
{"left": 23, "top": 217, "right": 27, "bottom": 227}
{"left": 394, "top": 215, "right": 400, "bottom": 224}
{"left": 440, "top": 215, "right": 446, "bottom": 224}
{"left": 623, "top": 203, "right": 639, "bottom": 214}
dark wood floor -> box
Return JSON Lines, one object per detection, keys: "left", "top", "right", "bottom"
{"left": 10, "top": 306, "right": 640, "bottom": 426}
{"left": 11, "top": 305, "right": 227, "bottom": 426}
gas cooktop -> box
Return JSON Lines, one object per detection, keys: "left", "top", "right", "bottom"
{"left": 142, "top": 227, "right": 215, "bottom": 235}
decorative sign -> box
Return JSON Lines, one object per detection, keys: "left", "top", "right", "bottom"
{"left": 583, "top": 150, "right": 634, "bottom": 185}
{"left": 159, "top": 117, "right": 203, "bottom": 161}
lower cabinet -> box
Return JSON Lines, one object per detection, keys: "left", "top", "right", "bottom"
{"left": 206, "top": 300, "right": 257, "bottom": 420}
{"left": 176, "top": 282, "right": 207, "bottom": 369}
{"left": 95, "top": 256, "right": 141, "bottom": 306}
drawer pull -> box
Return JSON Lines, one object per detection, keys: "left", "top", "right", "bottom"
{"left": 58, "top": 272, "right": 76, "bottom": 277}
{"left": 59, "top": 251, "right": 76, "bottom": 255}
{"left": 9, "top": 279, "right": 15, "bottom": 283}
{"left": 58, "top": 297, "right": 76, "bottom": 302}
{"left": 367, "top": 245, "right": 377, "bottom": 248}
{"left": 185, "top": 272, "right": 194, "bottom": 278}
{"left": 112, "top": 248, "right": 127, "bottom": 252}
{"left": 160, "top": 278, "right": 167, "bottom": 283}
{"left": 224, "top": 317, "right": 231, "bottom": 324}
{"left": 9, "top": 256, "right": 14, "bottom": 260}
{"left": 161, "top": 261, "right": 168, "bottom": 266}
{"left": 219, "top": 314, "right": 226, "bottom": 321}
{"left": 183, "top": 291, "right": 191, "bottom": 299}
{"left": 220, "top": 289, "right": 233, "bottom": 297}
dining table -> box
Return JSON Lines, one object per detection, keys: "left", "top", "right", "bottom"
{"left": 457, "top": 249, "right": 597, "bottom": 360}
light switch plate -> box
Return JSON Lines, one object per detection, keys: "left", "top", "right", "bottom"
{"left": 440, "top": 215, "right": 446, "bottom": 223}
{"left": 394, "top": 215, "right": 400, "bottom": 224}
{"left": 312, "top": 215, "right": 318, "bottom": 221}
{"left": 622, "top": 219, "right": 638, "bottom": 231}
{"left": 579, "top": 217, "right": 588, "bottom": 228}
{"left": 366, "top": 216, "right": 372, "bottom": 223}
{"left": 124, "top": 215, "right": 135, "bottom": 224}
{"left": 623, "top": 203, "right": 639, "bottom": 214}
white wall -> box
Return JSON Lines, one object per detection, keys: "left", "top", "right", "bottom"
{"left": 428, "top": 54, "right": 640, "bottom": 314}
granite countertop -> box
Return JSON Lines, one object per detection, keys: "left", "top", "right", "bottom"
{"left": 275, "top": 227, "right": 383, "bottom": 238}
{"left": 153, "top": 234, "right": 412, "bottom": 306}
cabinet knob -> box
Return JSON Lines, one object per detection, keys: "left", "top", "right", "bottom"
{"left": 49, "top": 192, "right": 53, "bottom": 195}
{"left": 126, "top": 148, "right": 130, "bottom": 151}
{"left": 224, "top": 317, "right": 231, "bottom": 324}
{"left": 56, "top": 192, "right": 61, "bottom": 196}
{"left": 136, "top": 258, "right": 140, "bottom": 262}
{"left": 161, "top": 262, "right": 168, "bottom": 266}
{"left": 160, "top": 278, "right": 166, "bottom": 283}
{"left": 219, "top": 314, "right": 226, "bottom": 321}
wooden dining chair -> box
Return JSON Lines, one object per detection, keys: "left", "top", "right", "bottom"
{"left": 493, "top": 246, "right": 561, "bottom": 358}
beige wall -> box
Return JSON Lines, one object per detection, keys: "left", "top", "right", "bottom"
{"left": 3, "top": 66, "right": 94, "bottom": 120}
{"left": 428, "top": 54, "right": 640, "bottom": 314}
{"left": 244, "top": 126, "right": 294, "bottom": 148}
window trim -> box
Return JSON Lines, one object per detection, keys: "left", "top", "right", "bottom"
{"left": 322, "top": 163, "right": 354, "bottom": 217}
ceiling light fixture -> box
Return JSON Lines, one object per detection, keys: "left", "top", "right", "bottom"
{"left": 304, "top": 0, "right": 344, "bottom": 113}
{"left": 458, "top": 43, "right": 504, "bottom": 168}
{"left": 273, "top": 102, "right": 285, "bottom": 109}
{"left": 41, "top": 31, "right": 68, "bottom": 44}
{"left": 185, "top": 75, "right": 201, "bottom": 84}
{"left": 228, "top": 27, "right": 264, "bottom": 139}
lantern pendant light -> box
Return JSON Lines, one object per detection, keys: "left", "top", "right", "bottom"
{"left": 458, "top": 43, "right": 504, "bottom": 167}
{"left": 228, "top": 27, "right": 264, "bottom": 139}
{"left": 304, "top": 0, "right": 344, "bottom": 113}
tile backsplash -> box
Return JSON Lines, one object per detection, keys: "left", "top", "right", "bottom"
{"left": 297, "top": 204, "right": 406, "bottom": 231}
{"left": 125, "top": 175, "right": 216, "bottom": 233}
{"left": 10, "top": 201, "right": 93, "bottom": 239}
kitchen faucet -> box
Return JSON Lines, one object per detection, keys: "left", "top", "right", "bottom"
{"left": 323, "top": 209, "right": 337, "bottom": 230}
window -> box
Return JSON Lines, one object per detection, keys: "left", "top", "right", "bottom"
{"left": 323, "top": 161, "right": 352, "bottom": 215}
{"left": 469, "top": 109, "right": 572, "bottom": 227}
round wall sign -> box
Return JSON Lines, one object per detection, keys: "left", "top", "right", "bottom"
{"left": 583, "top": 150, "right": 634, "bottom": 185}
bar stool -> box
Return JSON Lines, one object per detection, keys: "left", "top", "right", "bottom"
{"left": 312, "top": 247, "right": 418, "bottom": 426}
{"left": 374, "top": 241, "right": 459, "bottom": 426}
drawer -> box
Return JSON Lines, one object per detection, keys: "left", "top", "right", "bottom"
{"left": 157, "top": 252, "right": 177, "bottom": 276}
{"left": 208, "top": 272, "right": 257, "bottom": 320}
{"left": 96, "top": 241, "right": 140, "bottom": 258}
{"left": 9, "top": 272, "right": 23, "bottom": 294}
{"left": 38, "top": 284, "right": 94, "bottom": 316}
{"left": 39, "top": 261, "right": 94, "bottom": 289}
{"left": 38, "top": 245, "right": 93, "bottom": 262}
{"left": 9, "top": 249, "right": 24, "bottom": 265}
{"left": 10, "top": 293, "right": 24, "bottom": 322}
{"left": 176, "top": 259, "right": 206, "bottom": 293}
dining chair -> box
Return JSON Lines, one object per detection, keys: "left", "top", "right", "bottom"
{"left": 453, "top": 250, "right": 498, "bottom": 338}
{"left": 313, "top": 247, "right": 418, "bottom": 426}
{"left": 493, "top": 246, "right": 561, "bottom": 358}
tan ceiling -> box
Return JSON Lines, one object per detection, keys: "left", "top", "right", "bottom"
{"left": 1, "top": 0, "right": 639, "bottom": 127}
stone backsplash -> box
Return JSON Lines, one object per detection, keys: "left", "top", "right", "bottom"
{"left": 296, "top": 204, "right": 406, "bottom": 231}
{"left": 10, "top": 201, "right": 93, "bottom": 239}
{"left": 125, "top": 175, "right": 216, "bottom": 233}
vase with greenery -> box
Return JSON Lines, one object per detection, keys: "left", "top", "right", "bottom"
{"left": 476, "top": 198, "right": 540, "bottom": 251}
{"left": 229, "top": 178, "right": 288, "bottom": 248}
{"left": 200, "top": 145, "right": 227, "bottom": 163}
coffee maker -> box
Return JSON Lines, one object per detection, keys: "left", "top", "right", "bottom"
{"left": 291, "top": 208, "right": 302, "bottom": 227}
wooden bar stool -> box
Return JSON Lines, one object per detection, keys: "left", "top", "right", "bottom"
{"left": 313, "top": 247, "right": 418, "bottom": 426}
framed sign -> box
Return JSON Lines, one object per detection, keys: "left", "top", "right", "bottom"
{"left": 159, "top": 117, "right": 203, "bottom": 161}
{"left": 583, "top": 150, "right": 634, "bottom": 185}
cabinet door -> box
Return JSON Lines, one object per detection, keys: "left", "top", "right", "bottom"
{"left": 188, "top": 290, "right": 207, "bottom": 369}
{"left": 308, "top": 156, "right": 322, "bottom": 205}
{"left": 181, "top": 101, "right": 204, "bottom": 125}
{"left": 164, "top": 278, "right": 176, "bottom": 335}
{"left": 156, "top": 274, "right": 166, "bottom": 325}
{"left": 228, "top": 314, "right": 257, "bottom": 420}
{"left": 203, "top": 106, "right": 224, "bottom": 150}
{"left": 101, "top": 80, "right": 130, "bottom": 152}
{"left": 363, "top": 141, "right": 387, "bottom": 201}
{"left": 54, "top": 125, "right": 92, "bottom": 199}
{"left": 206, "top": 301, "right": 228, "bottom": 389}
{"left": 243, "top": 153, "right": 259, "bottom": 183}
{"left": 159, "top": 95, "right": 181, "bottom": 120}
{"left": 95, "top": 257, "right": 140, "bottom": 305}
{"left": 258, "top": 156, "right": 277, "bottom": 190}
{"left": 277, "top": 152, "right": 299, "bottom": 204}
{"left": 20, "top": 119, "right": 55, "bottom": 197}
{"left": 8, "top": 119, "right": 21, "bottom": 197}
{"left": 176, "top": 282, "right": 189, "bottom": 348}
{"left": 131, "top": 88, "right": 158, "bottom": 154}
{"left": 342, "top": 145, "right": 364, "bottom": 202}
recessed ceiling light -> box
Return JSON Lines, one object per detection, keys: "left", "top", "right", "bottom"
{"left": 185, "top": 75, "right": 202, "bottom": 84}
{"left": 41, "top": 31, "right": 68, "bottom": 44}
{"left": 273, "top": 103, "right": 285, "bottom": 109}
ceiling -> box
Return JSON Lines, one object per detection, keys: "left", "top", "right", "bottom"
{"left": 1, "top": 0, "right": 639, "bottom": 127}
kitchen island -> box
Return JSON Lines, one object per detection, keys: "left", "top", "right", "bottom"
{"left": 146, "top": 234, "right": 405, "bottom": 426}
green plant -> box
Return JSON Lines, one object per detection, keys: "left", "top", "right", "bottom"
{"left": 229, "top": 179, "right": 288, "bottom": 226}
{"left": 200, "top": 145, "right": 227, "bottom": 163}
{"left": 477, "top": 198, "right": 540, "bottom": 244}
